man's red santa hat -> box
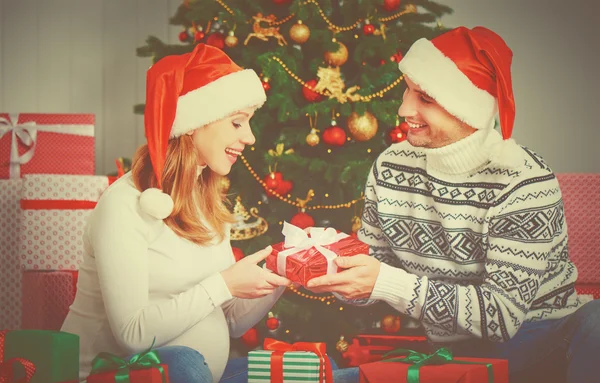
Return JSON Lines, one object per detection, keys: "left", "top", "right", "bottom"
{"left": 398, "top": 26, "right": 522, "bottom": 166}
{"left": 140, "top": 43, "right": 266, "bottom": 220}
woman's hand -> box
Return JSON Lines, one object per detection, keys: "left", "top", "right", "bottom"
{"left": 221, "top": 246, "right": 291, "bottom": 299}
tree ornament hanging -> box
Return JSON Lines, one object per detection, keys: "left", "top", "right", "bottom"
{"left": 302, "top": 79, "right": 323, "bottom": 102}
{"left": 306, "top": 128, "right": 320, "bottom": 146}
{"left": 362, "top": 20, "right": 375, "bottom": 35}
{"left": 224, "top": 30, "right": 238, "bottom": 48}
{"left": 220, "top": 176, "right": 231, "bottom": 193}
{"left": 206, "top": 32, "right": 225, "bottom": 49}
{"left": 388, "top": 120, "right": 407, "bottom": 144}
{"left": 351, "top": 216, "right": 362, "bottom": 233}
{"left": 289, "top": 20, "right": 311, "bottom": 44}
{"left": 241, "top": 327, "right": 260, "bottom": 348}
{"left": 230, "top": 196, "right": 269, "bottom": 241}
{"left": 324, "top": 41, "right": 348, "bottom": 66}
{"left": 266, "top": 312, "right": 280, "bottom": 330}
{"left": 312, "top": 67, "right": 360, "bottom": 103}
{"left": 194, "top": 30, "right": 205, "bottom": 42}
{"left": 336, "top": 335, "right": 349, "bottom": 353}
{"left": 261, "top": 77, "right": 271, "bottom": 92}
{"left": 390, "top": 50, "right": 404, "bottom": 63}
{"left": 322, "top": 119, "right": 346, "bottom": 146}
{"left": 264, "top": 173, "right": 280, "bottom": 190}
{"left": 244, "top": 13, "right": 288, "bottom": 46}
{"left": 178, "top": 31, "right": 189, "bottom": 42}
{"left": 347, "top": 111, "right": 378, "bottom": 141}
{"left": 382, "top": 0, "right": 402, "bottom": 12}
{"left": 290, "top": 190, "right": 315, "bottom": 229}
{"left": 381, "top": 314, "right": 401, "bottom": 333}
{"left": 399, "top": 121, "right": 409, "bottom": 134}
{"left": 272, "top": 0, "right": 292, "bottom": 4}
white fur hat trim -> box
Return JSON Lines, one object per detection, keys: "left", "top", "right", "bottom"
{"left": 139, "top": 188, "right": 174, "bottom": 220}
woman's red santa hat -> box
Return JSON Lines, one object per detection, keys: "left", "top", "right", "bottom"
{"left": 140, "top": 43, "right": 266, "bottom": 220}
{"left": 398, "top": 26, "right": 523, "bottom": 167}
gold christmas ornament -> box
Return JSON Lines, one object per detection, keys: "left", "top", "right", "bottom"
{"left": 230, "top": 196, "right": 268, "bottom": 240}
{"left": 336, "top": 335, "right": 349, "bottom": 353}
{"left": 306, "top": 129, "right": 320, "bottom": 146}
{"left": 289, "top": 20, "right": 310, "bottom": 44}
{"left": 324, "top": 41, "right": 348, "bottom": 66}
{"left": 348, "top": 111, "right": 378, "bottom": 141}
{"left": 312, "top": 66, "right": 360, "bottom": 104}
{"left": 351, "top": 216, "right": 362, "bottom": 233}
{"left": 220, "top": 176, "right": 231, "bottom": 193}
{"left": 224, "top": 30, "right": 238, "bottom": 48}
{"left": 244, "top": 13, "right": 288, "bottom": 46}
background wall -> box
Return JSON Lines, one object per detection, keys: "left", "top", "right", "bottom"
{"left": 1, "top": 0, "right": 598, "bottom": 175}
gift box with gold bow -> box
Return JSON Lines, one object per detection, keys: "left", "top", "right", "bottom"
{"left": 248, "top": 338, "right": 333, "bottom": 383}
{"left": 265, "top": 222, "right": 369, "bottom": 286}
{"left": 358, "top": 348, "right": 508, "bottom": 383}
{"left": 86, "top": 340, "right": 169, "bottom": 383}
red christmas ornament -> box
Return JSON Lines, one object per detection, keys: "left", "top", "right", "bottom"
{"left": 264, "top": 174, "right": 280, "bottom": 190}
{"left": 262, "top": 80, "right": 271, "bottom": 92}
{"left": 206, "top": 32, "right": 225, "bottom": 49}
{"left": 272, "top": 0, "right": 292, "bottom": 4}
{"left": 275, "top": 179, "right": 293, "bottom": 195}
{"left": 390, "top": 51, "right": 404, "bottom": 63}
{"left": 178, "top": 31, "right": 189, "bottom": 42}
{"left": 302, "top": 79, "right": 323, "bottom": 102}
{"left": 266, "top": 312, "right": 280, "bottom": 330}
{"left": 232, "top": 247, "right": 244, "bottom": 262}
{"left": 194, "top": 31, "right": 205, "bottom": 42}
{"left": 382, "top": 0, "right": 402, "bottom": 12}
{"left": 241, "top": 327, "right": 260, "bottom": 348}
{"left": 363, "top": 23, "right": 375, "bottom": 35}
{"left": 399, "top": 121, "right": 409, "bottom": 133}
{"left": 322, "top": 126, "right": 346, "bottom": 146}
{"left": 387, "top": 126, "right": 405, "bottom": 144}
{"left": 290, "top": 211, "right": 315, "bottom": 229}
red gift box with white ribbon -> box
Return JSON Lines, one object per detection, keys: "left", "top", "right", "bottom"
{"left": 0, "top": 113, "right": 95, "bottom": 179}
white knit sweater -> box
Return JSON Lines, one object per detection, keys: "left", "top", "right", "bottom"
{"left": 359, "top": 129, "right": 582, "bottom": 343}
{"left": 61, "top": 173, "right": 284, "bottom": 381}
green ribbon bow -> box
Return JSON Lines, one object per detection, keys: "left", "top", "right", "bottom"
{"left": 381, "top": 348, "right": 494, "bottom": 383}
{"left": 90, "top": 339, "right": 166, "bottom": 383}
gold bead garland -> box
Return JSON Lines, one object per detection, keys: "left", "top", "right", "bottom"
{"left": 240, "top": 154, "right": 363, "bottom": 210}
{"left": 271, "top": 56, "right": 404, "bottom": 102}
{"left": 214, "top": 0, "right": 235, "bottom": 15}
{"left": 378, "top": 4, "right": 418, "bottom": 22}
{"left": 305, "top": 0, "right": 362, "bottom": 32}
{"left": 288, "top": 284, "right": 335, "bottom": 302}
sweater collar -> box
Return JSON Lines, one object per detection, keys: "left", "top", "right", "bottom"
{"left": 419, "top": 129, "right": 502, "bottom": 175}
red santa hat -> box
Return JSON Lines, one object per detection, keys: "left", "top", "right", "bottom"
{"left": 398, "top": 26, "right": 522, "bottom": 167}
{"left": 140, "top": 43, "right": 266, "bottom": 220}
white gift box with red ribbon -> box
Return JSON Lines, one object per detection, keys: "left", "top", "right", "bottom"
{"left": 0, "top": 113, "right": 95, "bottom": 179}
{"left": 19, "top": 174, "right": 115, "bottom": 271}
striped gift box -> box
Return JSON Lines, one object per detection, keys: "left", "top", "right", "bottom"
{"left": 248, "top": 350, "right": 325, "bottom": 383}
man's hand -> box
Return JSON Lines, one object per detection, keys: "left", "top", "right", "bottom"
{"left": 305, "top": 254, "right": 381, "bottom": 299}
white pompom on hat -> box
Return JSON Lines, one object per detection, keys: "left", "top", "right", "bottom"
{"left": 398, "top": 26, "right": 523, "bottom": 168}
{"left": 141, "top": 44, "right": 267, "bottom": 219}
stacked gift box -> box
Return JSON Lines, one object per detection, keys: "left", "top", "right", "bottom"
{"left": 0, "top": 113, "right": 96, "bottom": 330}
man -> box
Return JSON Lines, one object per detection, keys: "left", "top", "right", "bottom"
{"left": 307, "top": 26, "right": 600, "bottom": 382}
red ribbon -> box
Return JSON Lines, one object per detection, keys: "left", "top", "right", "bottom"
{"left": 263, "top": 338, "right": 333, "bottom": 383}
{"left": 0, "top": 358, "right": 36, "bottom": 383}
{"left": 20, "top": 200, "right": 97, "bottom": 210}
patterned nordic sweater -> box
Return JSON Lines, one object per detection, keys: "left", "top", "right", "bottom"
{"left": 359, "top": 129, "right": 582, "bottom": 343}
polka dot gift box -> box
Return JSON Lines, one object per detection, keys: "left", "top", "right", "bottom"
{"left": 19, "top": 174, "right": 116, "bottom": 271}
{"left": 0, "top": 113, "right": 95, "bottom": 179}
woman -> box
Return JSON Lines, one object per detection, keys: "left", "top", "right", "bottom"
{"left": 61, "top": 44, "right": 292, "bottom": 382}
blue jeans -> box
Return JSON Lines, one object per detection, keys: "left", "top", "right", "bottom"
{"left": 146, "top": 346, "right": 360, "bottom": 383}
{"left": 445, "top": 299, "right": 600, "bottom": 383}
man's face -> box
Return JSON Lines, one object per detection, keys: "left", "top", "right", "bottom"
{"left": 398, "top": 76, "right": 477, "bottom": 148}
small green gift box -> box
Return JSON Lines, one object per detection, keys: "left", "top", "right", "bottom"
{"left": 3, "top": 330, "right": 79, "bottom": 383}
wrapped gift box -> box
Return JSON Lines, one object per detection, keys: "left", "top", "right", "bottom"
{"left": 248, "top": 339, "right": 332, "bottom": 383}
{"left": 87, "top": 364, "right": 169, "bottom": 383}
{"left": 0, "top": 113, "right": 95, "bottom": 179}
{"left": 0, "top": 179, "right": 23, "bottom": 330}
{"left": 359, "top": 353, "right": 508, "bottom": 383}
{"left": 21, "top": 270, "right": 78, "bottom": 330}
{"left": 2, "top": 329, "right": 79, "bottom": 383}
{"left": 266, "top": 222, "right": 369, "bottom": 286}
{"left": 19, "top": 174, "right": 115, "bottom": 271}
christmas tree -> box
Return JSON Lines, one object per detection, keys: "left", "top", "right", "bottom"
{"left": 137, "top": 0, "right": 452, "bottom": 364}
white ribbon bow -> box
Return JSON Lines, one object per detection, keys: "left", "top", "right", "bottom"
{"left": 277, "top": 221, "right": 349, "bottom": 276}
{"left": 0, "top": 113, "right": 94, "bottom": 178}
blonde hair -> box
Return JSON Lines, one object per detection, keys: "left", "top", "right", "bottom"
{"left": 131, "top": 135, "right": 234, "bottom": 245}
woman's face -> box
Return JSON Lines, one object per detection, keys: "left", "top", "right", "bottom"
{"left": 189, "top": 106, "right": 257, "bottom": 176}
